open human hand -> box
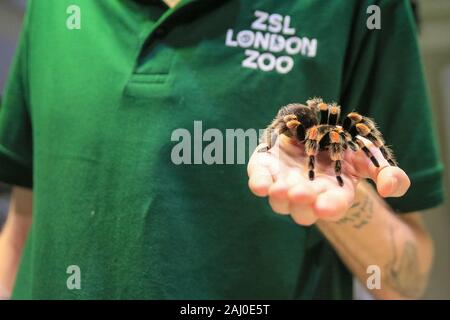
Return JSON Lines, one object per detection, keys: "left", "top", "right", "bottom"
{"left": 247, "top": 135, "right": 411, "bottom": 225}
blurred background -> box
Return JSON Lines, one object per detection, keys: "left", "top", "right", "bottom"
{"left": 0, "top": 0, "right": 449, "bottom": 299}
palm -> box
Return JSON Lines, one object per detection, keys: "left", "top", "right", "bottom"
{"left": 247, "top": 135, "right": 410, "bottom": 225}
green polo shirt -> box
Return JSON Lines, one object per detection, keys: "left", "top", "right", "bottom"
{"left": 0, "top": 0, "right": 443, "bottom": 299}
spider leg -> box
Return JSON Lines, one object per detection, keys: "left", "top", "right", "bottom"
{"left": 319, "top": 103, "right": 329, "bottom": 125}
{"left": 340, "top": 131, "right": 358, "bottom": 151}
{"left": 353, "top": 137, "right": 380, "bottom": 167}
{"left": 379, "top": 145, "right": 397, "bottom": 166}
{"left": 342, "top": 112, "right": 363, "bottom": 132}
{"left": 305, "top": 126, "right": 320, "bottom": 180}
{"left": 257, "top": 146, "right": 270, "bottom": 153}
{"left": 306, "top": 97, "right": 323, "bottom": 113}
{"left": 258, "top": 115, "right": 293, "bottom": 153}
{"left": 328, "top": 104, "right": 341, "bottom": 125}
{"left": 346, "top": 138, "right": 359, "bottom": 151}
{"left": 364, "top": 132, "right": 398, "bottom": 166}
{"left": 295, "top": 122, "right": 307, "bottom": 141}
{"left": 342, "top": 113, "right": 379, "bottom": 163}
{"left": 283, "top": 114, "right": 309, "bottom": 142}
{"left": 258, "top": 126, "right": 277, "bottom": 152}
{"left": 355, "top": 122, "right": 397, "bottom": 166}
{"left": 345, "top": 114, "right": 395, "bottom": 166}
{"left": 348, "top": 140, "right": 359, "bottom": 151}
{"left": 334, "top": 160, "right": 343, "bottom": 186}
{"left": 329, "top": 130, "right": 345, "bottom": 186}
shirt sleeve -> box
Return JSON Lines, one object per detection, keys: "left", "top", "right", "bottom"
{"left": 340, "top": 0, "right": 444, "bottom": 213}
{"left": 0, "top": 3, "right": 33, "bottom": 188}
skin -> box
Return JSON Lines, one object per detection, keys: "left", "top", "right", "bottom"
{"left": 162, "top": 0, "right": 180, "bottom": 8}
{"left": 248, "top": 135, "right": 433, "bottom": 299}
{"left": 0, "top": 187, "right": 32, "bottom": 299}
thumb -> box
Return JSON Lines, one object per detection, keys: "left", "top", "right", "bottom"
{"left": 353, "top": 137, "right": 410, "bottom": 198}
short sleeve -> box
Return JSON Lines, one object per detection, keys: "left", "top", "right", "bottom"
{"left": 0, "top": 3, "right": 33, "bottom": 188}
{"left": 340, "top": 0, "right": 444, "bottom": 213}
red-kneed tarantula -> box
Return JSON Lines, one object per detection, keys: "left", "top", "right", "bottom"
{"left": 259, "top": 98, "right": 397, "bottom": 186}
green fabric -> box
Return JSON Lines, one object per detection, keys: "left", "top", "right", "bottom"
{"left": 0, "top": 0, "right": 443, "bottom": 299}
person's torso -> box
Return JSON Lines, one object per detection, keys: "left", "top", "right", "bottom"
{"left": 14, "top": 0, "right": 357, "bottom": 299}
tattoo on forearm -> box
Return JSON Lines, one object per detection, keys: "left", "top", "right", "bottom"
{"left": 385, "top": 226, "right": 427, "bottom": 298}
{"left": 336, "top": 195, "right": 374, "bottom": 229}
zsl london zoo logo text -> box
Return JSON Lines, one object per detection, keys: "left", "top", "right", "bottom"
{"left": 225, "top": 10, "right": 318, "bottom": 74}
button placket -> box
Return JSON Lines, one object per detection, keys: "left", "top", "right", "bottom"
{"left": 124, "top": 0, "right": 196, "bottom": 96}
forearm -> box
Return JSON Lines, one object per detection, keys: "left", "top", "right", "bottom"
{"left": 0, "top": 213, "right": 31, "bottom": 298}
{"left": 0, "top": 187, "right": 32, "bottom": 298}
{"left": 316, "top": 181, "right": 433, "bottom": 300}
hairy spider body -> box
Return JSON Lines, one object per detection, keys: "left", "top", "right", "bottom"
{"left": 259, "top": 98, "right": 397, "bottom": 186}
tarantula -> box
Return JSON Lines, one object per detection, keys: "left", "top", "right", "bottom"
{"left": 259, "top": 98, "right": 397, "bottom": 186}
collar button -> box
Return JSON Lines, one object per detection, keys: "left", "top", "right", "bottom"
{"left": 154, "top": 26, "right": 167, "bottom": 38}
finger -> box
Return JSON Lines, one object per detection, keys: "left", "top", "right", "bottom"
{"left": 376, "top": 166, "right": 411, "bottom": 198}
{"left": 285, "top": 169, "right": 303, "bottom": 187}
{"left": 353, "top": 138, "right": 410, "bottom": 197}
{"left": 248, "top": 164, "right": 274, "bottom": 197}
{"left": 313, "top": 188, "right": 354, "bottom": 220}
{"left": 248, "top": 150, "right": 277, "bottom": 197}
{"left": 288, "top": 183, "right": 317, "bottom": 205}
{"left": 268, "top": 180, "right": 290, "bottom": 215}
{"left": 287, "top": 175, "right": 322, "bottom": 225}
{"left": 290, "top": 204, "right": 317, "bottom": 226}
{"left": 352, "top": 137, "right": 391, "bottom": 180}
{"left": 288, "top": 183, "right": 318, "bottom": 225}
{"left": 248, "top": 147, "right": 275, "bottom": 177}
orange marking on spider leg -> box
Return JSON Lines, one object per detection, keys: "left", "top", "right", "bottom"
{"left": 348, "top": 112, "right": 363, "bottom": 122}
{"left": 330, "top": 131, "right": 340, "bottom": 143}
{"left": 286, "top": 120, "right": 300, "bottom": 129}
{"left": 308, "top": 127, "right": 318, "bottom": 140}
{"left": 330, "top": 106, "right": 340, "bottom": 114}
{"left": 319, "top": 103, "right": 328, "bottom": 111}
{"left": 356, "top": 123, "right": 370, "bottom": 136}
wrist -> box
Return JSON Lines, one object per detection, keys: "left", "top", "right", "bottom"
{"left": 320, "top": 181, "right": 377, "bottom": 229}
